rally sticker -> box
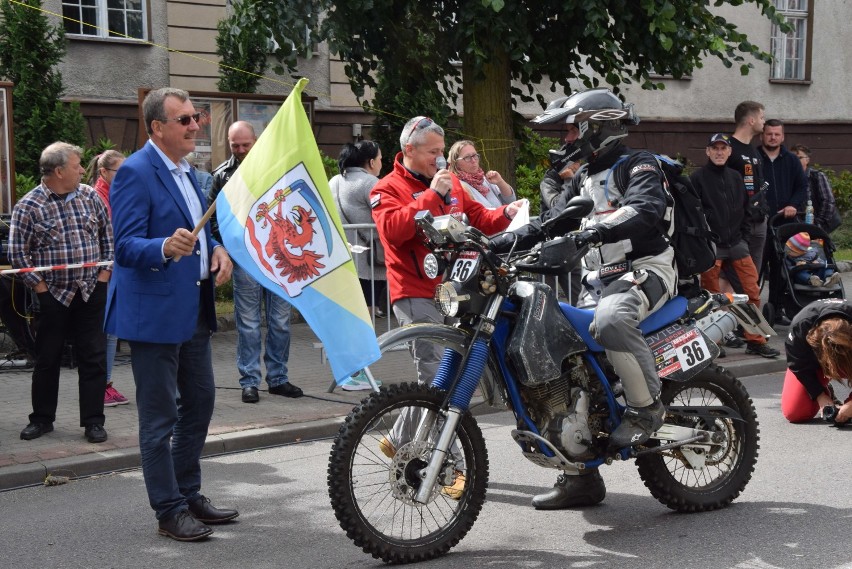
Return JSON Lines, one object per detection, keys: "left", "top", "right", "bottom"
{"left": 646, "top": 323, "right": 712, "bottom": 379}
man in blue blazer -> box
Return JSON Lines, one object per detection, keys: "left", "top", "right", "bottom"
{"left": 106, "top": 87, "right": 236, "bottom": 542}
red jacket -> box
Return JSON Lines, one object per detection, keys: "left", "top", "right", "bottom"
{"left": 94, "top": 176, "right": 112, "bottom": 217}
{"left": 371, "top": 152, "right": 511, "bottom": 303}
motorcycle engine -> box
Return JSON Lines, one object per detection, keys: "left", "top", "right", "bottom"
{"left": 523, "top": 354, "right": 604, "bottom": 461}
{"left": 548, "top": 388, "right": 594, "bottom": 459}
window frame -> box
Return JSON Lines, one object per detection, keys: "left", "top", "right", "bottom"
{"left": 62, "top": 0, "right": 150, "bottom": 43}
{"left": 769, "top": 0, "right": 813, "bottom": 84}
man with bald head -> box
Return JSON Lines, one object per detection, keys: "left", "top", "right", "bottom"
{"left": 209, "top": 121, "right": 299, "bottom": 404}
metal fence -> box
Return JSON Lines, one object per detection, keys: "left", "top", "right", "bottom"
{"left": 341, "top": 222, "right": 394, "bottom": 335}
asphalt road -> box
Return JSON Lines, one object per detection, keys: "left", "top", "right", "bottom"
{"left": 1, "top": 372, "right": 850, "bottom": 569}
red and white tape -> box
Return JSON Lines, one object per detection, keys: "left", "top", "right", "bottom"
{"left": 0, "top": 261, "right": 113, "bottom": 275}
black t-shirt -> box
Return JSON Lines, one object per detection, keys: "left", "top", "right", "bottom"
{"left": 727, "top": 137, "right": 767, "bottom": 221}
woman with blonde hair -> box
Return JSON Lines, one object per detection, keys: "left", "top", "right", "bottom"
{"left": 86, "top": 150, "right": 125, "bottom": 216}
{"left": 782, "top": 298, "right": 852, "bottom": 423}
{"left": 447, "top": 140, "right": 515, "bottom": 208}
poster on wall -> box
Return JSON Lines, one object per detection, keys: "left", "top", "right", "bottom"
{"left": 189, "top": 98, "right": 233, "bottom": 174}
{"left": 237, "top": 100, "right": 283, "bottom": 140}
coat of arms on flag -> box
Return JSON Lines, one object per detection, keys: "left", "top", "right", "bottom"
{"left": 245, "top": 162, "right": 349, "bottom": 297}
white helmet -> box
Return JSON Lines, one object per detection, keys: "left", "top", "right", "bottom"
{"left": 533, "top": 88, "right": 639, "bottom": 165}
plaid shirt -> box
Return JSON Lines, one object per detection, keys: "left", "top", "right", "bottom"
{"left": 9, "top": 182, "right": 114, "bottom": 306}
{"left": 808, "top": 168, "right": 838, "bottom": 230}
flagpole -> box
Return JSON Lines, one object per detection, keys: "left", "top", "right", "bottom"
{"left": 173, "top": 202, "right": 217, "bottom": 262}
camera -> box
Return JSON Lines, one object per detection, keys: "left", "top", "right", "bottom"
{"left": 822, "top": 405, "right": 838, "bottom": 423}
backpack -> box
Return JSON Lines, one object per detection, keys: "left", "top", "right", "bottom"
{"left": 609, "top": 153, "right": 717, "bottom": 278}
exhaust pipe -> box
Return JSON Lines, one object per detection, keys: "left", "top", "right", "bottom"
{"left": 696, "top": 310, "right": 738, "bottom": 344}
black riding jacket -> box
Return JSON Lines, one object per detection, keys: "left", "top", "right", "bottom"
{"left": 547, "top": 146, "right": 670, "bottom": 260}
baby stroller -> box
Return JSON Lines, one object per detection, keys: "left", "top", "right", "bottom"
{"left": 762, "top": 213, "right": 845, "bottom": 325}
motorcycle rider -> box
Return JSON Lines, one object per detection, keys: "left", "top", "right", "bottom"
{"left": 493, "top": 88, "right": 675, "bottom": 509}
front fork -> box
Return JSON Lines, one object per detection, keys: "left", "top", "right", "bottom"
{"left": 413, "top": 408, "right": 463, "bottom": 504}
{"left": 413, "top": 295, "right": 503, "bottom": 504}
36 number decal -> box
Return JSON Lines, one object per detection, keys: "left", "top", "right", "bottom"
{"left": 677, "top": 339, "right": 707, "bottom": 370}
{"left": 450, "top": 259, "right": 476, "bottom": 281}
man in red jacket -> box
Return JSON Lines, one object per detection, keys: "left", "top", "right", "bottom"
{"left": 371, "top": 116, "right": 524, "bottom": 382}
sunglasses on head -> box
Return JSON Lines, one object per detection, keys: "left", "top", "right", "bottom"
{"left": 158, "top": 112, "right": 204, "bottom": 126}
{"left": 404, "top": 116, "right": 433, "bottom": 143}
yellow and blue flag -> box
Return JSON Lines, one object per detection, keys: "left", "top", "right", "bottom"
{"left": 216, "top": 78, "right": 380, "bottom": 383}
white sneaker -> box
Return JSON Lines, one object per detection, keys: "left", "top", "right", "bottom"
{"left": 808, "top": 275, "right": 824, "bottom": 286}
{"left": 340, "top": 370, "right": 382, "bottom": 391}
{"left": 824, "top": 273, "right": 842, "bottom": 287}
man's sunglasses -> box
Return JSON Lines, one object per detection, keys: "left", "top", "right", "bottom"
{"left": 404, "top": 116, "right": 433, "bottom": 144}
{"left": 157, "top": 112, "right": 204, "bottom": 126}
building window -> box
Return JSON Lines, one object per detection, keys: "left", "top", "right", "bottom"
{"left": 62, "top": 0, "right": 147, "bottom": 41}
{"left": 770, "top": 0, "right": 811, "bottom": 81}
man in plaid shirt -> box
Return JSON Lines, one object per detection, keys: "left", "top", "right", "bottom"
{"left": 9, "top": 142, "right": 114, "bottom": 443}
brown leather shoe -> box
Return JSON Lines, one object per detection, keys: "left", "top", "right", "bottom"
{"left": 188, "top": 496, "right": 239, "bottom": 524}
{"left": 157, "top": 510, "right": 213, "bottom": 542}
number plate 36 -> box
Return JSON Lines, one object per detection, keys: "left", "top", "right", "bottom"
{"left": 644, "top": 322, "right": 720, "bottom": 381}
{"left": 449, "top": 251, "right": 480, "bottom": 283}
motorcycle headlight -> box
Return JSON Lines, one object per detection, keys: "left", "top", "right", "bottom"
{"left": 435, "top": 282, "right": 462, "bottom": 317}
{"left": 423, "top": 253, "right": 440, "bottom": 280}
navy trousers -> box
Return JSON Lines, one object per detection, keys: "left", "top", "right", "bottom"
{"left": 129, "top": 313, "right": 215, "bottom": 520}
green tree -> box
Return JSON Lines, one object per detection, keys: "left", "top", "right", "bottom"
{"left": 228, "top": 1, "right": 786, "bottom": 182}
{"left": 216, "top": 0, "right": 273, "bottom": 93}
{"left": 0, "top": 0, "right": 86, "bottom": 178}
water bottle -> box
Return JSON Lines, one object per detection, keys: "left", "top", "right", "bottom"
{"left": 805, "top": 199, "right": 814, "bottom": 225}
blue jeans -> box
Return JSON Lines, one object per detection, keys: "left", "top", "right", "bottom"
{"left": 129, "top": 314, "right": 215, "bottom": 520}
{"left": 233, "top": 264, "right": 291, "bottom": 388}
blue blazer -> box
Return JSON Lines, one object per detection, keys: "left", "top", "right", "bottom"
{"left": 105, "top": 142, "right": 218, "bottom": 344}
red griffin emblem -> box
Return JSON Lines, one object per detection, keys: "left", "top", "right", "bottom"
{"left": 255, "top": 189, "right": 326, "bottom": 283}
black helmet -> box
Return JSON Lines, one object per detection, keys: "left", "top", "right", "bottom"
{"left": 533, "top": 88, "right": 639, "bottom": 167}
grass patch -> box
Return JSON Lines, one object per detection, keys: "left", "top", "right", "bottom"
{"left": 834, "top": 248, "right": 852, "bottom": 261}
{"left": 830, "top": 219, "right": 852, "bottom": 260}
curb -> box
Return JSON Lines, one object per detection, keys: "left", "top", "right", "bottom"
{"left": 720, "top": 355, "right": 787, "bottom": 379}
{"left": 0, "top": 399, "right": 504, "bottom": 492}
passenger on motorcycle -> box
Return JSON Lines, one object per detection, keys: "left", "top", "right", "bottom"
{"left": 493, "top": 88, "right": 675, "bottom": 509}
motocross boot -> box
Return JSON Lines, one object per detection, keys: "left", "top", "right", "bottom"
{"left": 608, "top": 399, "right": 666, "bottom": 449}
{"left": 531, "top": 470, "right": 606, "bottom": 510}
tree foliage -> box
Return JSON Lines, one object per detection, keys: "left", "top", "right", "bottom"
{"left": 0, "top": 0, "right": 86, "bottom": 179}
{"left": 226, "top": 1, "right": 787, "bottom": 179}
{"left": 216, "top": 0, "right": 273, "bottom": 93}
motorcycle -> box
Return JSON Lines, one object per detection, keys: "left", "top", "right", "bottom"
{"left": 328, "top": 197, "right": 765, "bottom": 564}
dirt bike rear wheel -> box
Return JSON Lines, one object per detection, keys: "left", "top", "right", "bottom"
{"left": 635, "top": 363, "right": 759, "bottom": 512}
{"left": 327, "top": 382, "right": 488, "bottom": 563}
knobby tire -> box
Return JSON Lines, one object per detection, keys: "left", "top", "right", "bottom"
{"left": 636, "top": 364, "right": 760, "bottom": 512}
{"left": 328, "top": 383, "right": 489, "bottom": 563}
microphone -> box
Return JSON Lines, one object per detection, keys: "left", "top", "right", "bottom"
{"left": 435, "top": 156, "right": 450, "bottom": 204}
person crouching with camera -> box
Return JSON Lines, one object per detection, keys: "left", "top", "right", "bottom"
{"left": 782, "top": 298, "right": 852, "bottom": 424}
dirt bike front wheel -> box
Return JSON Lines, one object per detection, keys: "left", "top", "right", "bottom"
{"left": 327, "top": 382, "right": 489, "bottom": 564}
{"left": 635, "top": 363, "right": 760, "bottom": 512}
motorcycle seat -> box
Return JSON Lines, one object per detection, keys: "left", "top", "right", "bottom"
{"left": 560, "top": 296, "right": 688, "bottom": 352}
